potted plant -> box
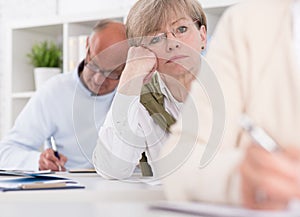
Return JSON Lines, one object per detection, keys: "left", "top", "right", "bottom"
{"left": 27, "top": 41, "right": 62, "bottom": 90}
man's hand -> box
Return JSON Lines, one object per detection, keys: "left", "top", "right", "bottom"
{"left": 39, "top": 148, "right": 67, "bottom": 171}
{"left": 240, "top": 145, "right": 300, "bottom": 210}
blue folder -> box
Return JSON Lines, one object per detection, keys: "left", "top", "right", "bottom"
{"left": 0, "top": 174, "right": 85, "bottom": 192}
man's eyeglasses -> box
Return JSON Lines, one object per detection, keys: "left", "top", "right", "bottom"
{"left": 145, "top": 20, "right": 200, "bottom": 48}
{"left": 85, "top": 47, "right": 123, "bottom": 80}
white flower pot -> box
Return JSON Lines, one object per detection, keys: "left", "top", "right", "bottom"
{"left": 34, "top": 67, "right": 61, "bottom": 90}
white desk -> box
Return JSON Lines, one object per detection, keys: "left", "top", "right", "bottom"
{"left": 0, "top": 173, "right": 194, "bottom": 217}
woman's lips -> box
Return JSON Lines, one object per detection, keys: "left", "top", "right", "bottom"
{"left": 166, "top": 55, "right": 188, "bottom": 64}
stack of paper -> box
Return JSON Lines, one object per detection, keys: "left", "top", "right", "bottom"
{"left": 0, "top": 169, "right": 52, "bottom": 177}
{"left": 0, "top": 170, "right": 85, "bottom": 192}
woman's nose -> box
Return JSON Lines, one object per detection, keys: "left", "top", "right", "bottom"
{"left": 166, "top": 34, "right": 180, "bottom": 52}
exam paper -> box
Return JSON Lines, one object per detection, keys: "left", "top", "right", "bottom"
{"left": 0, "top": 169, "right": 52, "bottom": 177}
{"left": 0, "top": 174, "right": 84, "bottom": 191}
{"left": 150, "top": 201, "right": 300, "bottom": 217}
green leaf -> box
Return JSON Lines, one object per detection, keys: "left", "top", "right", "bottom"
{"left": 27, "top": 40, "right": 62, "bottom": 68}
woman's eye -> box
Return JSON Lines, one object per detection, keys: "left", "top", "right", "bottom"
{"left": 177, "top": 26, "right": 188, "bottom": 34}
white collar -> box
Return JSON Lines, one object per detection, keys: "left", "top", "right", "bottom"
{"left": 155, "top": 71, "right": 183, "bottom": 105}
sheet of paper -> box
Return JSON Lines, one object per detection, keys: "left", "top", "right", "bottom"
{"left": 0, "top": 174, "right": 84, "bottom": 191}
{"left": 0, "top": 169, "right": 52, "bottom": 177}
{"left": 150, "top": 201, "right": 300, "bottom": 217}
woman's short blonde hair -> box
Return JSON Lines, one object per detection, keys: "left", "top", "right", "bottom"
{"left": 126, "top": 0, "right": 207, "bottom": 46}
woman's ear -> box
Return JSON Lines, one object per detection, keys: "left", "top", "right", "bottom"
{"left": 199, "top": 25, "right": 207, "bottom": 50}
{"left": 86, "top": 36, "right": 90, "bottom": 49}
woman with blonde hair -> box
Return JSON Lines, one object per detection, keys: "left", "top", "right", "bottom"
{"left": 93, "top": 0, "right": 208, "bottom": 179}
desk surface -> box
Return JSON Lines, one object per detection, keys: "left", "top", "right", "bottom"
{"left": 0, "top": 172, "right": 194, "bottom": 217}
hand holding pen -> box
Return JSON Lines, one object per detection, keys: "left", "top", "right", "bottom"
{"left": 240, "top": 115, "right": 281, "bottom": 152}
{"left": 239, "top": 115, "right": 300, "bottom": 210}
{"left": 38, "top": 136, "right": 67, "bottom": 171}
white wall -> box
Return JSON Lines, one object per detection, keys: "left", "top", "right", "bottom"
{"left": 2, "top": 0, "right": 58, "bottom": 20}
{"left": 0, "top": 0, "right": 59, "bottom": 138}
{"left": 0, "top": 0, "right": 7, "bottom": 138}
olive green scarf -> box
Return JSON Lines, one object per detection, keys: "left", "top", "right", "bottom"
{"left": 138, "top": 73, "right": 177, "bottom": 176}
{"left": 140, "top": 73, "right": 176, "bottom": 133}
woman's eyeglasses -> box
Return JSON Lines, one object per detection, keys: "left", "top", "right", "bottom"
{"left": 145, "top": 20, "right": 200, "bottom": 48}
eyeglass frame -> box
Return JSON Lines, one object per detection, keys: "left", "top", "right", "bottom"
{"left": 84, "top": 47, "right": 123, "bottom": 80}
{"left": 144, "top": 20, "right": 201, "bottom": 47}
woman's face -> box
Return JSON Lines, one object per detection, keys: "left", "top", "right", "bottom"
{"left": 144, "top": 16, "right": 207, "bottom": 80}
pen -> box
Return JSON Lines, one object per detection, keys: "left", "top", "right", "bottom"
{"left": 50, "top": 136, "right": 60, "bottom": 160}
{"left": 21, "top": 182, "right": 66, "bottom": 189}
{"left": 50, "top": 136, "right": 62, "bottom": 171}
{"left": 240, "top": 115, "right": 281, "bottom": 152}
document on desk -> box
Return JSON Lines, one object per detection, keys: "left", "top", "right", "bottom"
{"left": 0, "top": 173, "right": 85, "bottom": 192}
{"left": 0, "top": 169, "right": 52, "bottom": 177}
{"left": 150, "top": 201, "right": 300, "bottom": 217}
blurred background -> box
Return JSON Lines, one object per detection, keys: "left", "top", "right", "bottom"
{"left": 0, "top": 0, "right": 240, "bottom": 139}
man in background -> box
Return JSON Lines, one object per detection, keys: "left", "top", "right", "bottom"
{"left": 0, "top": 19, "right": 128, "bottom": 171}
